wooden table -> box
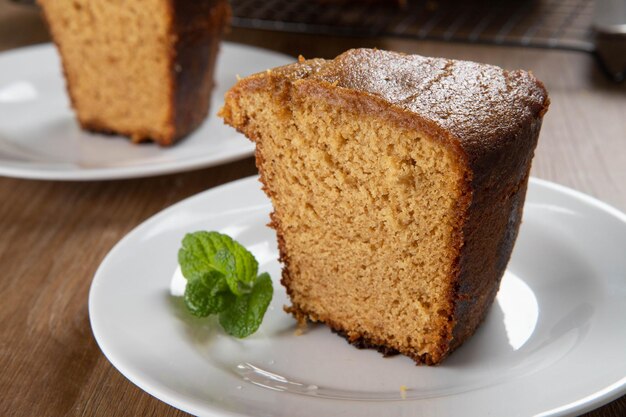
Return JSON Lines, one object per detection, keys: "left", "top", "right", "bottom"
{"left": 1, "top": 1, "right": 624, "bottom": 416}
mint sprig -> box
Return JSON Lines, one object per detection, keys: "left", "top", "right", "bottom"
{"left": 178, "top": 231, "right": 273, "bottom": 338}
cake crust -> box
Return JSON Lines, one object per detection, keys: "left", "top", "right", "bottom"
{"left": 168, "top": 0, "right": 230, "bottom": 144}
{"left": 221, "top": 49, "right": 549, "bottom": 364}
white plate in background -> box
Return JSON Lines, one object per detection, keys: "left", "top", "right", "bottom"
{"left": 89, "top": 176, "right": 626, "bottom": 417}
{"left": 0, "top": 43, "right": 293, "bottom": 180}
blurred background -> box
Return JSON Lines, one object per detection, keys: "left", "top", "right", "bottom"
{"left": 2, "top": 0, "right": 625, "bottom": 82}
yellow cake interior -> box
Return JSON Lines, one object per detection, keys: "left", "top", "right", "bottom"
{"left": 223, "top": 83, "right": 468, "bottom": 361}
{"left": 40, "top": 0, "right": 173, "bottom": 142}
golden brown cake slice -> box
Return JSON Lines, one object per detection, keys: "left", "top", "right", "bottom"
{"left": 220, "top": 49, "right": 549, "bottom": 364}
{"left": 38, "top": 0, "right": 230, "bottom": 145}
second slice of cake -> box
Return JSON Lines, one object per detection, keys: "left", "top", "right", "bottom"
{"left": 220, "top": 49, "right": 549, "bottom": 364}
{"left": 39, "top": 0, "right": 230, "bottom": 145}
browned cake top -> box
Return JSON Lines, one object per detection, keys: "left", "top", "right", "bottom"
{"left": 269, "top": 49, "right": 549, "bottom": 159}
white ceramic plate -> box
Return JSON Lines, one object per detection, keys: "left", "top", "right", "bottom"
{"left": 89, "top": 176, "right": 626, "bottom": 417}
{"left": 0, "top": 43, "right": 293, "bottom": 180}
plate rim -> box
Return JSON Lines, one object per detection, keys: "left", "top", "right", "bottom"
{"left": 88, "top": 176, "right": 626, "bottom": 417}
{"left": 0, "top": 42, "right": 293, "bottom": 181}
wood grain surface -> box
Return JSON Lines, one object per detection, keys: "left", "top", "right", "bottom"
{"left": 0, "top": 1, "right": 624, "bottom": 416}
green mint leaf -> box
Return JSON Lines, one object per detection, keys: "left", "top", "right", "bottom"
{"left": 178, "top": 231, "right": 258, "bottom": 295}
{"left": 177, "top": 231, "right": 273, "bottom": 338}
{"left": 219, "top": 273, "right": 273, "bottom": 338}
{"left": 184, "top": 270, "right": 234, "bottom": 317}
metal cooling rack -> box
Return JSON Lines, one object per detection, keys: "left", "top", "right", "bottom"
{"left": 230, "top": 0, "right": 624, "bottom": 82}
